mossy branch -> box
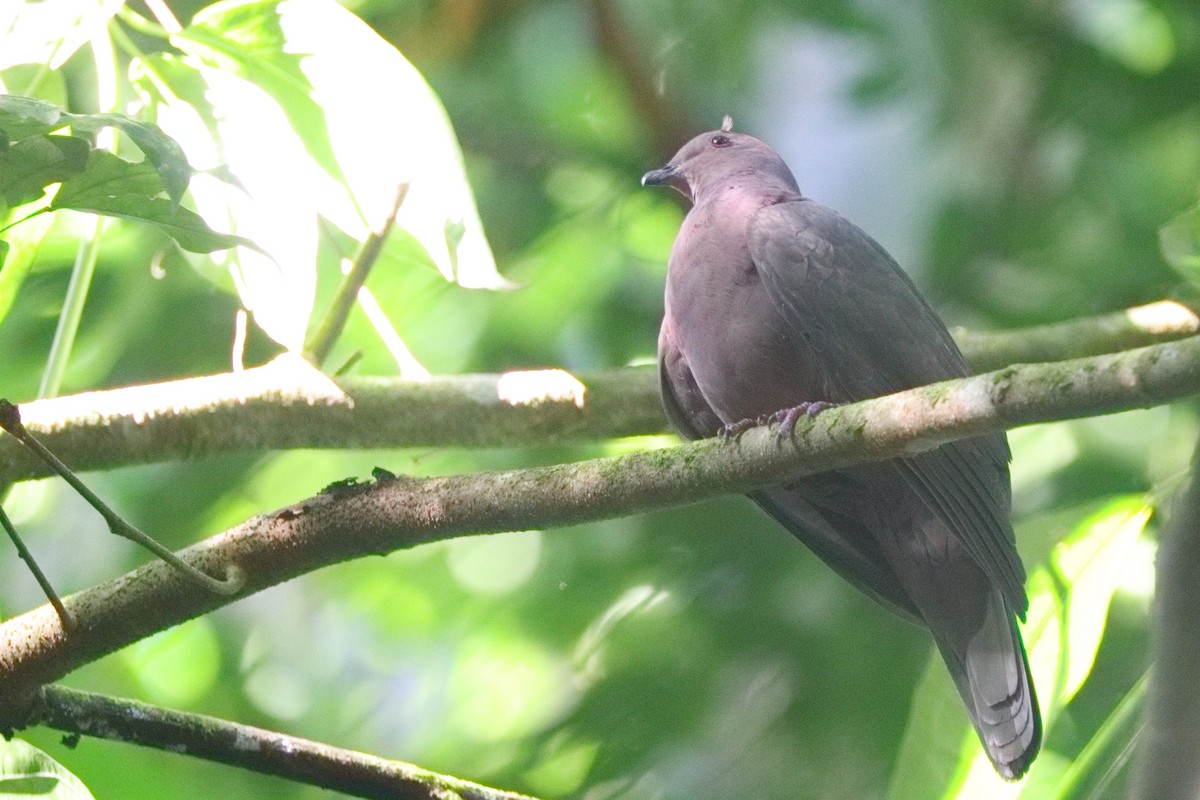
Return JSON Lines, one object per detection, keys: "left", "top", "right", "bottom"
{"left": 28, "top": 685, "right": 539, "bottom": 800}
{"left": 1, "top": 301, "right": 1195, "bottom": 485}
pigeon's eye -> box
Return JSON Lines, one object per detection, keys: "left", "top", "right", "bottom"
{"left": 711, "top": 134, "right": 732, "bottom": 147}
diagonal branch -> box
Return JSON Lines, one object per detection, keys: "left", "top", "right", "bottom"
{"left": 1, "top": 334, "right": 1199, "bottom": 725}
{"left": 2, "top": 302, "right": 1196, "bottom": 484}
{"left": 28, "top": 685, "right": 539, "bottom": 800}
{"left": 305, "top": 182, "right": 411, "bottom": 368}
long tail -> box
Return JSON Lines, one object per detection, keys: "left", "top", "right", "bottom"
{"left": 932, "top": 590, "right": 1041, "bottom": 780}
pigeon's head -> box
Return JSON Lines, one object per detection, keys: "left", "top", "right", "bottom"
{"left": 641, "top": 116, "right": 799, "bottom": 203}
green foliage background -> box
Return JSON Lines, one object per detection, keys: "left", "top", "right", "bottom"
{"left": 2, "top": 0, "right": 1200, "bottom": 798}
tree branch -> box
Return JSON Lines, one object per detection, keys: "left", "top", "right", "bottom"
{"left": 0, "top": 356, "right": 663, "bottom": 483}
{"left": 28, "top": 685, "right": 539, "bottom": 800}
{"left": 951, "top": 299, "right": 1199, "bottom": 372}
{"left": 2, "top": 302, "right": 1195, "bottom": 484}
{"left": 1131, "top": 430, "right": 1200, "bottom": 799}
{"left": 2, "top": 333, "right": 1199, "bottom": 726}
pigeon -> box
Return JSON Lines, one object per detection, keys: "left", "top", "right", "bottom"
{"left": 643, "top": 116, "right": 1041, "bottom": 780}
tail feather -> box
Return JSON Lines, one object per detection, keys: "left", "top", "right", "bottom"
{"left": 933, "top": 591, "right": 1041, "bottom": 780}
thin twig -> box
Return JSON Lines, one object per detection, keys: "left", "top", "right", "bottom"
{"left": 0, "top": 400, "right": 243, "bottom": 596}
{"left": 28, "top": 685, "right": 540, "bottom": 800}
{"left": 0, "top": 507, "right": 73, "bottom": 631}
{"left": 306, "top": 182, "right": 411, "bottom": 367}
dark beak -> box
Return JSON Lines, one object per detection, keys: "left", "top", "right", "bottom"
{"left": 641, "top": 164, "right": 679, "bottom": 187}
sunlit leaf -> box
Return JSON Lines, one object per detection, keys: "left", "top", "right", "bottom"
{"left": 0, "top": 64, "right": 68, "bottom": 109}
{"left": 1045, "top": 499, "right": 1151, "bottom": 703}
{"left": 129, "top": 53, "right": 247, "bottom": 292}
{"left": 523, "top": 734, "right": 601, "bottom": 797}
{"left": 174, "top": 0, "right": 504, "bottom": 289}
{"left": 175, "top": 0, "right": 346, "bottom": 186}
{"left": 148, "top": 0, "right": 502, "bottom": 353}
{"left": 144, "top": 64, "right": 322, "bottom": 349}
{"left": 0, "top": 737, "right": 95, "bottom": 799}
{"left": 129, "top": 53, "right": 223, "bottom": 149}
{"left": 885, "top": 660, "right": 975, "bottom": 800}
{"left": 49, "top": 150, "right": 254, "bottom": 253}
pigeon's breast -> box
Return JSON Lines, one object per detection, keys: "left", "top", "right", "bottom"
{"left": 664, "top": 193, "right": 829, "bottom": 424}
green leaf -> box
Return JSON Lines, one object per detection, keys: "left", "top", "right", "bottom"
{"left": 0, "top": 134, "right": 89, "bottom": 207}
{"left": 50, "top": 149, "right": 167, "bottom": 209}
{"left": 51, "top": 150, "right": 256, "bottom": 253}
{"left": 144, "top": 0, "right": 502, "bottom": 353}
{"left": 83, "top": 195, "right": 258, "bottom": 253}
{"left": 66, "top": 113, "right": 193, "bottom": 205}
{"left": 0, "top": 94, "right": 196, "bottom": 206}
{"left": 1160, "top": 202, "right": 1200, "bottom": 283}
{"left": 129, "top": 55, "right": 248, "bottom": 195}
{"left": 0, "top": 94, "right": 65, "bottom": 140}
{"left": 0, "top": 65, "right": 68, "bottom": 110}
{"left": 0, "top": 737, "right": 95, "bottom": 799}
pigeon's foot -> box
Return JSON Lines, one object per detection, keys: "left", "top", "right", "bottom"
{"left": 717, "top": 415, "right": 768, "bottom": 440}
{"left": 769, "top": 402, "right": 836, "bottom": 437}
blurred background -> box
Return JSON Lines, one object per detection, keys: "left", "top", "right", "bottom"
{"left": 2, "top": 0, "right": 1200, "bottom": 798}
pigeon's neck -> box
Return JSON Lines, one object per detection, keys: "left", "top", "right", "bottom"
{"left": 694, "top": 174, "right": 801, "bottom": 213}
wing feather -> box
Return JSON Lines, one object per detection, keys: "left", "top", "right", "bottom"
{"left": 747, "top": 199, "right": 1026, "bottom": 612}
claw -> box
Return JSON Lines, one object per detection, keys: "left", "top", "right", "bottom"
{"left": 718, "top": 415, "right": 763, "bottom": 440}
{"left": 718, "top": 402, "right": 835, "bottom": 440}
{"left": 771, "top": 401, "right": 836, "bottom": 437}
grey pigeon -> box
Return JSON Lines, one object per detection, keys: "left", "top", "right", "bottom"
{"left": 642, "top": 117, "right": 1041, "bottom": 780}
